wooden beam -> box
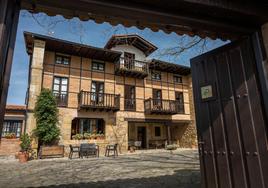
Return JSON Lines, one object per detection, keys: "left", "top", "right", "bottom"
{"left": 20, "top": 0, "right": 266, "bottom": 40}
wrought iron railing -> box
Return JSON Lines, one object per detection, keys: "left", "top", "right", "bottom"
{"left": 144, "top": 98, "right": 185, "bottom": 114}
{"left": 78, "top": 91, "right": 120, "bottom": 110}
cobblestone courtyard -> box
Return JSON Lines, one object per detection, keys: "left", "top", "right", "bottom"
{"left": 0, "top": 149, "right": 200, "bottom": 188}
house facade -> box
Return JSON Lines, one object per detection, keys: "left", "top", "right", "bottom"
{"left": 0, "top": 105, "right": 26, "bottom": 156}
{"left": 24, "top": 32, "right": 196, "bottom": 154}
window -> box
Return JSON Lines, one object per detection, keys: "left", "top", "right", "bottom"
{"left": 155, "top": 126, "right": 161, "bottom": 137}
{"left": 124, "top": 85, "right": 136, "bottom": 110}
{"left": 2, "top": 120, "right": 22, "bottom": 138}
{"left": 174, "top": 75, "right": 182, "bottom": 83}
{"left": 91, "top": 81, "right": 104, "bottom": 104}
{"left": 71, "top": 118, "right": 105, "bottom": 138}
{"left": 53, "top": 77, "right": 68, "bottom": 106}
{"left": 92, "top": 61, "right": 105, "bottom": 71}
{"left": 175, "top": 92, "right": 185, "bottom": 114}
{"left": 55, "top": 55, "right": 70, "bottom": 65}
{"left": 153, "top": 89, "right": 162, "bottom": 106}
{"left": 151, "top": 71, "right": 161, "bottom": 80}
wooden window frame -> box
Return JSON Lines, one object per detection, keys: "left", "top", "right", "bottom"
{"left": 124, "top": 85, "right": 136, "bottom": 111}
{"left": 2, "top": 120, "right": 22, "bottom": 138}
{"left": 71, "top": 118, "right": 105, "bottom": 139}
{"left": 151, "top": 70, "right": 161, "bottom": 81}
{"left": 174, "top": 75, "right": 183, "bottom": 83}
{"left": 53, "top": 76, "right": 69, "bottom": 107}
{"left": 175, "top": 91, "right": 185, "bottom": 114}
{"left": 55, "top": 54, "right": 70, "bottom": 65}
{"left": 92, "top": 60, "right": 105, "bottom": 72}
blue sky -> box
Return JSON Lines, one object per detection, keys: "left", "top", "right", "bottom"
{"left": 7, "top": 10, "right": 226, "bottom": 105}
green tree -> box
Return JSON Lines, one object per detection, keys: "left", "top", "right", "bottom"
{"left": 34, "top": 89, "right": 60, "bottom": 145}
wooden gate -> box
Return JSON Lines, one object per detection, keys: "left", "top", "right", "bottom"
{"left": 191, "top": 38, "right": 268, "bottom": 188}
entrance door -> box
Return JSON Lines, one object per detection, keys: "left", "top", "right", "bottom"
{"left": 137, "top": 127, "right": 146, "bottom": 148}
{"left": 191, "top": 38, "right": 268, "bottom": 188}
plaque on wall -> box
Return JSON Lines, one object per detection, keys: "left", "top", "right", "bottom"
{"left": 200, "top": 83, "right": 216, "bottom": 101}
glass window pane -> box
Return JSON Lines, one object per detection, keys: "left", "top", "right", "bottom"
{"left": 92, "top": 63, "right": 98, "bottom": 70}
{"left": 61, "top": 78, "right": 68, "bottom": 85}
{"left": 99, "top": 64, "right": 104, "bottom": 70}
{"left": 53, "top": 85, "right": 59, "bottom": 91}
{"left": 54, "top": 78, "right": 60, "bottom": 84}
{"left": 63, "top": 58, "right": 70, "bottom": 65}
{"left": 56, "top": 56, "right": 62, "bottom": 64}
{"left": 61, "top": 85, "right": 67, "bottom": 92}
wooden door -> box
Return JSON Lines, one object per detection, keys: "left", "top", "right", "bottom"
{"left": 124, "top": 52, "right": 135, "bottom": 69}
{"left": 137, "top": 127, "right": 146, "bottom": 148}
{"left": 191, "top": 38, "right": 268, "bottom": 188}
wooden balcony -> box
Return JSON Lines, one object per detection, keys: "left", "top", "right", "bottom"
{"left": 78, "top": 91, "right": 120, "bottom": 112}
{"left": 115, "top": 58, "right": 148, "bottom": 78}
{"left": 144, "top": 98, "right": 185, "bottom": 115}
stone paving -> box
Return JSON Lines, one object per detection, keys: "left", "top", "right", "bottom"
{"left": 0, "top": 149, "right": 200, "bottom": 188}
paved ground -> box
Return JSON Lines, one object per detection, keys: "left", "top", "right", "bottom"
{"left": 0, "top": 149, "right": 200, "bottom": 188}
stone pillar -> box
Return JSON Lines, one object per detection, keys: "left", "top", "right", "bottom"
{"left": 26, "top": 39, "right": 46, "bottom": 136}
{"left": 166, "top": 124, "right": 171, "bottom": 144}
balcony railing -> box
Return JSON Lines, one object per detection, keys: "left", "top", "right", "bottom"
{"left": 115, "top": 57, "right": 149, "bottom": 78}
{"left": 54, "top": 93, "right": 68, "bottom": 107}
{"left": 78, "top": 91, "right": 120, "bottom": 111}
{"left": 144, "top": 98, "right": 185, "bottom": 115}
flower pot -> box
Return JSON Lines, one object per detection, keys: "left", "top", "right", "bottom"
{"left": 18, "top": 152, "right": 29, "bottom": 163}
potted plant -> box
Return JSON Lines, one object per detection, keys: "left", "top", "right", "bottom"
{"left": 72, "top": 134, "right": 83, "bottom": 140}
{"left": 97, "top": 132, "right": 105, "bottom": 140}
{"left": 5, "top": 133, "right": 16, "bottom": 139}
{"left": 33, "top": 89, "right": 63, "bottom": 159}
{"left": 83, "top": 133, "right": 91, "bottom": 139}
{"left": 17, "top": 133, "right": 31, "bottom": 163}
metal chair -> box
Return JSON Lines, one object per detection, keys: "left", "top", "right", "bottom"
{"left": 69, "top": 145, "right": 80, "bottom": 159}
{"left": 134, "top": 141, "right": 142, "bottom": 149}
{"left": 105, "top": 144, "right": 118, "bottom": 157}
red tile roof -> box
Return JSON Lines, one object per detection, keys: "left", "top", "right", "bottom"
{"left": 5, "top": 105, "right": 26, "bottom": 111}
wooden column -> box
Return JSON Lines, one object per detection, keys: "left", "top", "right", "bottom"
{"left": 0, "top": 0, "right": 20, "bottom": 138}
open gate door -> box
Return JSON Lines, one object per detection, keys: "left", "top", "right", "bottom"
{"left": 191, "top": 38, "right": 268, "bottom": 188}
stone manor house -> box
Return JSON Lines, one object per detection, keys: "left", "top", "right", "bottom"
{"left": 24, "top": 32, "right": 196, "bottom": 154}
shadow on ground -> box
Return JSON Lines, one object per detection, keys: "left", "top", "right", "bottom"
{"left": 38, "top": 169, "right": 200, "bottom": 188}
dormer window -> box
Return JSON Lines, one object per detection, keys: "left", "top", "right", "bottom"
{"left": 151, "top": 70, "right": 161, "bottom": 80}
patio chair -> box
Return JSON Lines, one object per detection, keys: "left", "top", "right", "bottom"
{"left": 69, "top": 145, "right": 80, "bottom": 159}
{"left": 105, "top": 144, "right": 118, "bottom": 157}
{"left": 80, "top": 143, "right": 99, "bottom": 158}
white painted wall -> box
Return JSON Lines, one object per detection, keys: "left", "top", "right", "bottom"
{"left": 110, "top": 44, "right": 147, "bottom": 61}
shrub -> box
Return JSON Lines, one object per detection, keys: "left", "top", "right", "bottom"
{"left": 33, "top": 89, "right": 60, "bottom": 145}
{"left": 72, "top": 134, "right": 83, "bottom": 140}
{"left": 5, "top": 133, "right": 16, "bottom": 139}
{"left": 20, "top": 133, "right": 31, "bottom": 152}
